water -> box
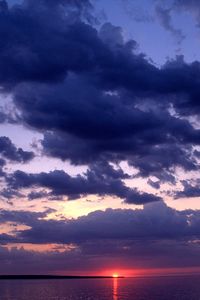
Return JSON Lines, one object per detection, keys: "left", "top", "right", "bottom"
{"left": 0, "top": 276, "right": 200, "bottom": 299}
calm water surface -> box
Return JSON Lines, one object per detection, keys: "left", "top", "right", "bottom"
{"left": 0, "top": 276, "right": 200, "bottom": 299}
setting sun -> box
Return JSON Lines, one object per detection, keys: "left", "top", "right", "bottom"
{"left": 112, "top": 273, "right": 119, "bottom": 278}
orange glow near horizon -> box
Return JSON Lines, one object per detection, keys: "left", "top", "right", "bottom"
{"left": 57, "top": 266, "right": 200, "bottom": 278}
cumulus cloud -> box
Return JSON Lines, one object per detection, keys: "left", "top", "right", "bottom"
{"left": 175, "top": 180, "right": 200, "bottom": 198}
{"left": 27, "top": 190, "right": 49, "bottom": 200}
{"left": 12, "top": 74, "right": 200, "bottom": 184}
{"left": 0, "top": 208, "right": 50, "bottom": 225}
{"left": 1, "top": 202, "right": 200, "bottom": 273}
{"left": 0, "top": 136, "right": 34, "bottom": 163}
{"left": 4, "top": 161, "right": 161, "bottom": 204}
{"left": 1, "top": 0, "right": 200, "bottom": 275}
{"left": 1, "top": 238, "right": 200, "bottom": 274}
{"left": 0, "top": 0, "right": 199, "bottom": 193}
{"left": 16, "top": 202, "right": 191, "bottom": 243}
{"left": 1, "top": 201, "right": 200, "bottom": 245}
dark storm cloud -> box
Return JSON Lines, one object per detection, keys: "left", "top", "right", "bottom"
{"left": 5, "top": 161, "right": 161, "bottom": 204}
{"left": 0, "top": 136, "right": 34, "bottom": 162}
{"left": 2, "top": 202, "right": 200, "bottom": 273}
{"left": 0, "top": 158, "right": 6, "bottom": 176}
{"left": 0, "top": 158, "right": 5, "bottom": 166}
{"left": 0, "top": 111, "right": 7, "bottom": 123}
{"left": 0, "top": 0, "right": 97, "bottom": 87}
{"left": 41, "top": 130, "right": 198, "bottom": 183}
{"left": 1, "top": 0, "right": 198, "bottom": 185}
{"left": 99, "top": 22, "right": 125, "bottom": 48}
{"left": 1, "top": 0, "right": 200, "bottom": 276}
{"left": 1, "top": 201, "right": 200, "bottom": 245}
{"left": 1, "top": 238, "right": 200, "bottom": 274}
{"left": 0, "top": 0, "right": 200, "bottom": 188}
{"left": 18, "top": 202, "right": 190, "bottom": 244}
{"left": 0, "top": 208, "right": 52, "bottom": 226}
{"left": 147, "top": 179, "right": 161, "bottom": 189}
{"left": 15, "top": 75, "right": 200, "bottom": 142}
{"left": 0, "top": 0, "right": 136, "bottom": 90}
{"left": 27, "top": 190, "right": 48, "bottom": 200}
{"left": 13, "top": 74, "right": 200, "bottom": 183}
{"left": 0, "top": 0, "right": 199, "bottom": 108}
{"left": 0, "top": 246, "right": 85, "bottom": 275}
{"left": 175, "top": 180, "right": 200, "bottom": 199}
{"left": 0, "top": 234, "right": 16, "bottom": 244}
{"left": 0, "top": 187, "right": 23, "bottom": 200}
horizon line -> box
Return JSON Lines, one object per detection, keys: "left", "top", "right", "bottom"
{"left": 0, "top": 275, "right": 125, "bottom": 280}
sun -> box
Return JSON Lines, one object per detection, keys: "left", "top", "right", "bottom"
{"left": 112, "top": 273, "right": 119, "bottom": 278}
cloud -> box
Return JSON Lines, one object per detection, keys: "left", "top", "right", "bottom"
{"left": 5, "top": 161, "right": 161, "bottom": 204}
{"left": 0, "top": 208, "right": 52, "bottom": 226}
{"left": 175, "top": 180, "right": 200, "bottom": 198}
{"left": 156, "top": 0, "right": 200, "bottom": 28}
{"left": 0, "top": 111, "right": 7, "bottom": 123}
{"left": 0, "top": 0, "right": 95, "bottom": 88}
{"left": 1, "top": 201, "right": 200, "bottom": 245}
{"left": 147, "top": 179, "right": 161, "bottom": 189}
{"left": 1, "top": 202, "right": 200, "bottom": 273}
{"left": 27, "top": 190, "right": 48, "bottom": 200}
{"left": 1, "top": 0, "right": 200, "bottom": 276}
{"left": 0, "top": 0, "right": 8, "bottom": 11}
{"left": 0, "top": 187, "right": 23, "bottom": 200}
{"left": 17, "top": 201, "right": 191, "bottom": 244}
{"left": 0, "top": 0, "right": 197, "bottom": 103}
{"left": 173, "top": 0, "right": 200, "bottom": 27}
{"left": 0, "top": 158, "right": 6, "bottom": 176}
{"left": 99, "top": 22, "right": 125, "bottom": 48}
{"left": 155, "top": 5, "right": 185, "bottom": 43}
{"left": 0, "top": 0, "right": 197, "bottom": 185}
{"left": 0, "top": 0, "right": 200, "bottom": 190}
{"left": 120, "top": 0, "right": 153, "bottom": 23}
{"left": 0, "top": 136, "right": 34, "bottom": 163}
{"left": 13, "top": 74, "right": 200, "bottom": 183}
{"left": 0, "top": 0, "right": 198, "bottom": 110}
{"left": 1, "top": 238, "right": 200, "bottom": 274}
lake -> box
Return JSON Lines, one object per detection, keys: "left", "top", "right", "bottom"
{"left": 0, "top": 275, "right": 200, "bottom": 299}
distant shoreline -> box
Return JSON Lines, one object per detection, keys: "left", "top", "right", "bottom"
{"left": 0, "top": 275, "right": 124, "bottom": 280}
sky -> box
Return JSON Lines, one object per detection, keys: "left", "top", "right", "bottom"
{"left": 1, "top": 0, "right": 200, "bottom": 276}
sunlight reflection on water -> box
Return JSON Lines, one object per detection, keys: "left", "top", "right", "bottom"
{"left": 1, "top": 276, "right": 200, "bottom": 299}
{"left": 113, "top": 278, "right": 118, "bottom": 300}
